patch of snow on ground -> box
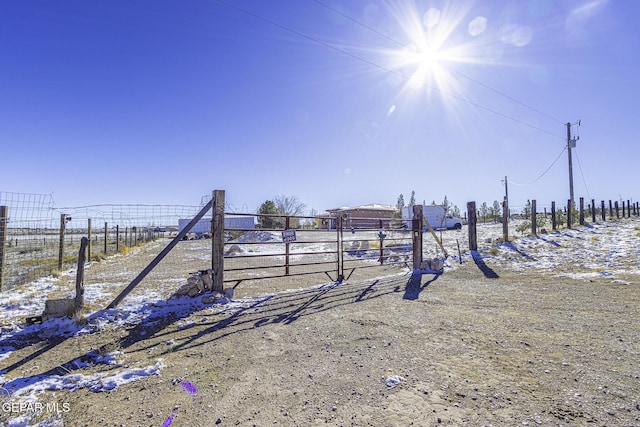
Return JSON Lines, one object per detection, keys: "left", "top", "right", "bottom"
{"left": 483, "top": 219, "right": 639, "bottom": 282}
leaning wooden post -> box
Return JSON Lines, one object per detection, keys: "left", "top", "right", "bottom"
{"left": 211, "top": 189, "right": 225, "bottom": 293}
{"left": 551, "top": 201, "right": 557, "bottom": 231}
{"left": 107, "top": 198, "right": 214, "bottom": 309}
{"left": 0, "top": 206, "right": 7, "bottom": 291}
{"left": 531, "top": 200, "right": 537, "bottom": 235}
{"left": 58, "top": 214, "right": 67, "bottom": 270}
{"left": 467, "top": 201, "right": 477, "bottom": 252}
{"left": 75, "top": 237, "right": 89, "bottom": 312}
{"left": 502, "top": 198, "right": 509, "bottom": 242}
{"left": 579, "top": 197, "right": 585, "bottom": 225}
{"left": 412, "top": 204, "right": 423, "bottom": 269}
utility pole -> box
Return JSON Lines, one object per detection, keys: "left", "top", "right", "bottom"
{"left": 501, "top": 176, "right": 509, "bottom": 222}
{"left": 504, "top": 175, "right": 509, "bottom": 207}
{"left": 566, "top": 120, "right": 580, "bottom": 210}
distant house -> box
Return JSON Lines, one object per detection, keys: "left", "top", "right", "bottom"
{"left": 325, "top": 204, "right": 396, "bottom": 229}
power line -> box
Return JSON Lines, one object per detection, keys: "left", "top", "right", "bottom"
{"left": 213, "top": 0, "right": 565, "bottom": 141}
{"left": 312, "top": 0, "right": 565, "bottom": 126}
{"left": 573, "top": 147, "right": 591, "bottom": 200}
{"left": 508, "top": 146, "right": 567, "bottom": 186}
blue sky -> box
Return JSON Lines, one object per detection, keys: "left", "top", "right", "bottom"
{"left": 1, "top": 0, "right": 638, "bottom": 215}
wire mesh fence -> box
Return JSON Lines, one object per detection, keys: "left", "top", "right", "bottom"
{"left": 0, "top": 193, "right": 206, "bottom": 291}
{"left": 0, "top": 192, "right": 57, "bottom": 290}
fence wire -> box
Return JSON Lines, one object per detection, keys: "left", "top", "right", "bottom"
{"left": 0, "top": 193, "right": 205, "bottom": 291}
{"left": 0, "top": 192, "right": 57, "bottom": 290}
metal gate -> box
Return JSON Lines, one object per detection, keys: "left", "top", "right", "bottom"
{"left": 222, "top": 211, "right": 414, "bottom": 289}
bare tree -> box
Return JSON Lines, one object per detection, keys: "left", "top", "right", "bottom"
{"left": 274, "top": 194, "right": 306, "bottom": 216}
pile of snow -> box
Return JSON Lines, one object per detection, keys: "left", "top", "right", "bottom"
{"left": 233, "top": 231, "right": 277, "bottom": 243}
{"left": 385, "top": 375, "right": 405, "bottom": 388}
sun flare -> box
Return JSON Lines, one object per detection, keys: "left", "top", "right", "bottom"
{"left": 383, "top": 3, "right": 482, "bottom": 98}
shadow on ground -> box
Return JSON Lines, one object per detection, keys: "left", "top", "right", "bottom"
{"left": 403, "top": 270, "right": 440, "bottom": 300}
{"left": 2, "top": 273, "right": 421, "bottom": 391}
{"left": 471, "top": 251, "right": 500, "bottom": 279}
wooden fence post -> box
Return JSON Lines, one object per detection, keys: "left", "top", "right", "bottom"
{"left": 212, "top": 189, "right": 225, "bottom": 292}
{"left": 104, "top": 222, "right": 108, "bottom": 254}
{"left": 285, "top": 216, "right": 290, "bottom": 275}
{"left": 87, "top": 218, "right": 92, "bottom": 262}
{"left": 579, "top": 197, "right": 585, "bottom": 225}
{"left": 551, "top": 201, "right": 556, "bottom": 231}
{"left": 0, "top": 206, "right": 7, "bottom": 291}
{"left": 412, "top": 204, "right": 423, "bottom": 269}
{"left": 502, "top": 198, "right": 509, "bottom": 242}
{"left": 591, "top": 199, "right": 596, "bottom": 223}
{"left": 75, "top": 237, "right": 89, "bottom": 312}
{"left": 116, "top": 225, "right": 120, "bottom": 253}
{"left": 337, "top": 215, "right": 344, "bottom": 281}
{"left": 609, "top": 200, "right": 613, "bottom": 219}
{"left": 58, "top": 214, "right": 67, "bottom": 270}
{"left": 531, "top": 200, "right": 537, "bottom": 235}
{"left": 627, "top": 200, "right": 631, "bottom": 218}
{"left": 567, "top": 200, "right": 572, "bottom": 229}
{"left": 467, "top": 202, "right": 477, "bottom": 252}
{"left": 615, "top": 201, "right": 620, "bottom": 219}
{"left": 601, "top": 200, "right": 606, "bottom": 221}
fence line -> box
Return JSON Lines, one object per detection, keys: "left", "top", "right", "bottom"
{"left": 0, "top": 193, "right": 203, "bottom": 291}
{"left": 0, "top": 190, "right": 638, "bottom": 294}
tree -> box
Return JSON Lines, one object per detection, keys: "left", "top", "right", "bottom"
{"left": 451, "top": 204, "right": 461, "bottom": 219}
{"left": 492, "top": 200, "right": 502, "bottom": 221}
{"left": 408, "top": 191, "right": 416, "bottom": 208}
{"left": 479, "top": 202, "right": 489, "bottom": 223}
{"left": 394, "top": 194, "right": 405, "bottom": 219}
{"left": 258, "top": 200, "right": 277, "bottom": 229}
{"left": 442, "top": 195, "right": 450, "bottom": 215}
{"left": 274, "top": 194, "right": 306, "bottom": 216}
{"left": 522, "top": 200, "right": 531, "bottom": 217}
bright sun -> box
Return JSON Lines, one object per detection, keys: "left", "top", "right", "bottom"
{"left": 383, "top": 3, "right": 481, "bottom": 98}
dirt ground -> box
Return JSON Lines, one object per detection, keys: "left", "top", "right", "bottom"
{"left": 3, "top": 256, "right": 639, "bottom": 427}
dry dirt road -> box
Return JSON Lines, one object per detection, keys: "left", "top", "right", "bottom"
{"left": 3, "top": 256, "right": 639, "bottom": 427}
